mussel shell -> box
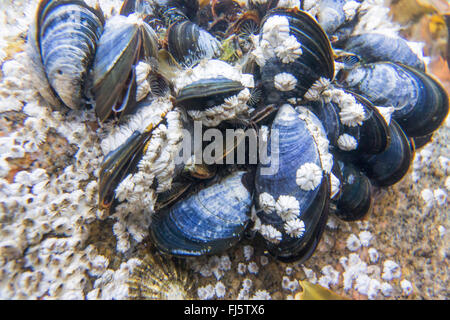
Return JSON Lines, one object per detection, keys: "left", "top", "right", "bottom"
{"left": 28, "top": 0, "right": 104, "bottom": 110}
{"left": 350, "top": 93, "right": 391, "bottom": 155}
{"left": 150, "top": 171, "right": 253, "bottom": 256}
{"left": 342, "top": 33, "right": 426, "bottom": 71}
{"left": 413, "top": 132, "right": 433, "bottom": 149}
{"left": 394, "top": 64, "right": 449, "bottom": 137}
{"left": 92, "top": 14, "right": 159, "bottom": 122}
{"left": 307, "top": 100, "right": 343, "bottom": 146}
{"left": 255, "top": 105, "right": 330, "bottom": 262}
{"left": 259, "top": 8, "right": 334, "bottom": 102}
{"left": 167, "top": 0, "right": 199, "bottom": 21}
{"left": 174, "top": 77, "right": 244, "bottom": 110}
{"left": 332, "top": 160, "right": 373, "bottom": 221}
{"left": 339, "top": 62, "right": 449, "bottom": 137}
{"left": 98, "top": 130, "right": 150, "bottom": 209}
{"left": 359, "top": 120, "right": 415, "bottom": 187}
{"left": 167, "top": 20, "right": 221, "bottom": 67}
{"left": 307, "top": 93, "right": 390, "bottom": 156}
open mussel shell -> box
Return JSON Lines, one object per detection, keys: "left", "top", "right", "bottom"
{"left": 341, "top": 33, "right": 426, "bottom": 71}
{"left": 167, "top": 20, "right": 221, "bottom": 67}
{"left": 149, "top": 171, "right": 253, "bottom": 256}
{"left": 339, "top": 61, "right": 449, "bottom": 137}
{"left": 358, "top": 120, "right": 415, "bottom": 187}
{"left": 174, "top": 77, "right": 244, "bottom": 110}
{"left": 254, "top": 105, "right": 330, "bottom": 263}
{"left": 27, "top": 0, "right": 104, "bottom": 110}
{"left": 92, "top": 14, "right": 159, "bottom": 122}
{"left": 258, "top": 8, "right": 334, "bottom": 102}
{"left": 331, "top": 160, "right": 373, "bottom": 221}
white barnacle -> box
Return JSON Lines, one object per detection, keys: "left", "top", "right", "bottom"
{"left": 135, "top": 61, "right": 152, "bottom": 101}
{"left": 284, "top": 218, "right": 306, "bottom": 238}
{"left": 434, "top": 189, "right": 447, "bottom": 206}
{"left": 275, "top": 35, "right": 302, "bottom": 63}
{"left": 262, "top": 15, "right": 291, "bottom": 47}
{"left": 400, "top": 279, "right": 413, "bottom": 296}
{"left": 248, "top": 262, "right": 259, "bottom": 275}
{"left": 215, "top": 282, "right": 226, "bottom": 298}
{"left": 251, "top": 41, "right": 270, "bottom": 66}
{"left": 343, "top": 1, "right": 360, "bottom": 21}
{"left": 304, "top": 77, "right": 332, "bottom": 101}
{"left": 277, "top": 0, "right": 301, "bottom": 9}
{"left": 275, "top": 195, "right": 300, "bottom": 221}
{"left": 296, "top": 162, "right": 323, "bottom": 191}
{"left": 339, "top": 101, "right": 366, "bottom": 127}
{"left": 330, "top": 89, "right": 366, "bottom": 127}
{"left": 187, "top": 88, "right": 251, "bottom": 126}
{"left": 274, "top": 72, "right": 297, "bottom": 91}
{"left": 251, "top": 290, "right": 272, "bottom": 300}
{"left": 259, "top": 224, "right": 282, "bottom": 244}
{"left": 259, "top": 192, "right": 276, "bottom": 214}
{"left": 337, "top": 133, "right": 358, "bottom": 151}
{"left": 252, "top": 15, "right": 291, "bottom": 66}
{"left": 346, "top": 233, "right": 361, "bottom": 251}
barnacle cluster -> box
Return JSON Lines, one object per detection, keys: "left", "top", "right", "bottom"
{"left": 0, "top": 0, "right": 448, "bottom": 300}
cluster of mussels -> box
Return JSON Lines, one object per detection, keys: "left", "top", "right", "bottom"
{"left": 27, "top": 0, "right": 449, "bottom": 263}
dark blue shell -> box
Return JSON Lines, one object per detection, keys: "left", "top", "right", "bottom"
{"left": 167, "top": 20, "right": 220, "bottom": 67}
{"left": 150, "top": 171, "right": 253, "bottom": 256}
{"left": 344, "top": 33, "right": 425, "bottom": 71}
{"left": 307, "top": 92, "right": 391, "bottom": 157}
{"left": 255, "top": 105, "right": 330, "bottom": 263}
{"left": 259, "top": 8, "right": 334, "bottom": 103}
{"left": 332, "top": 159, "right": 373, "bottom": 221}
{"left": 359, "top": 120, "right": 415, "bottom": 187}
{"left": 340, "top": 62, "right": 449, "bottom": 137}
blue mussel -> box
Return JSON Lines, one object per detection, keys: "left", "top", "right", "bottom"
{"left": 28, "top": 0, "right": 449, "bottom": 264}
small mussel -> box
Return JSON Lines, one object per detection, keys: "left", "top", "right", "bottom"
{"left": 27, "top": 0, "right": 105, "bottom": 110}
{"left": 175, "top": 77, "right": 244, "bottom": 110}
{"left": 92, "top": 12, "right": 159, "bottom": 122}
{"left": 253, "top": 8, "right": 335, "bottom": 103}
{"left": 253, "top": 104, "right": 330, "bottom": 263}
{"left": 172, "top": 59, "right": 254, "bottom": 126}
{"left": 150, "top": 171, "right": 253, "bottom": 256}
{"left": 339, "top": 61, "right": 449, "bottom": 137}
{"left": 98, "top": 130, "right": 151, "bottom": 209}
{"left": 166, "top": 19, "right": 221, "bottom": 67}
